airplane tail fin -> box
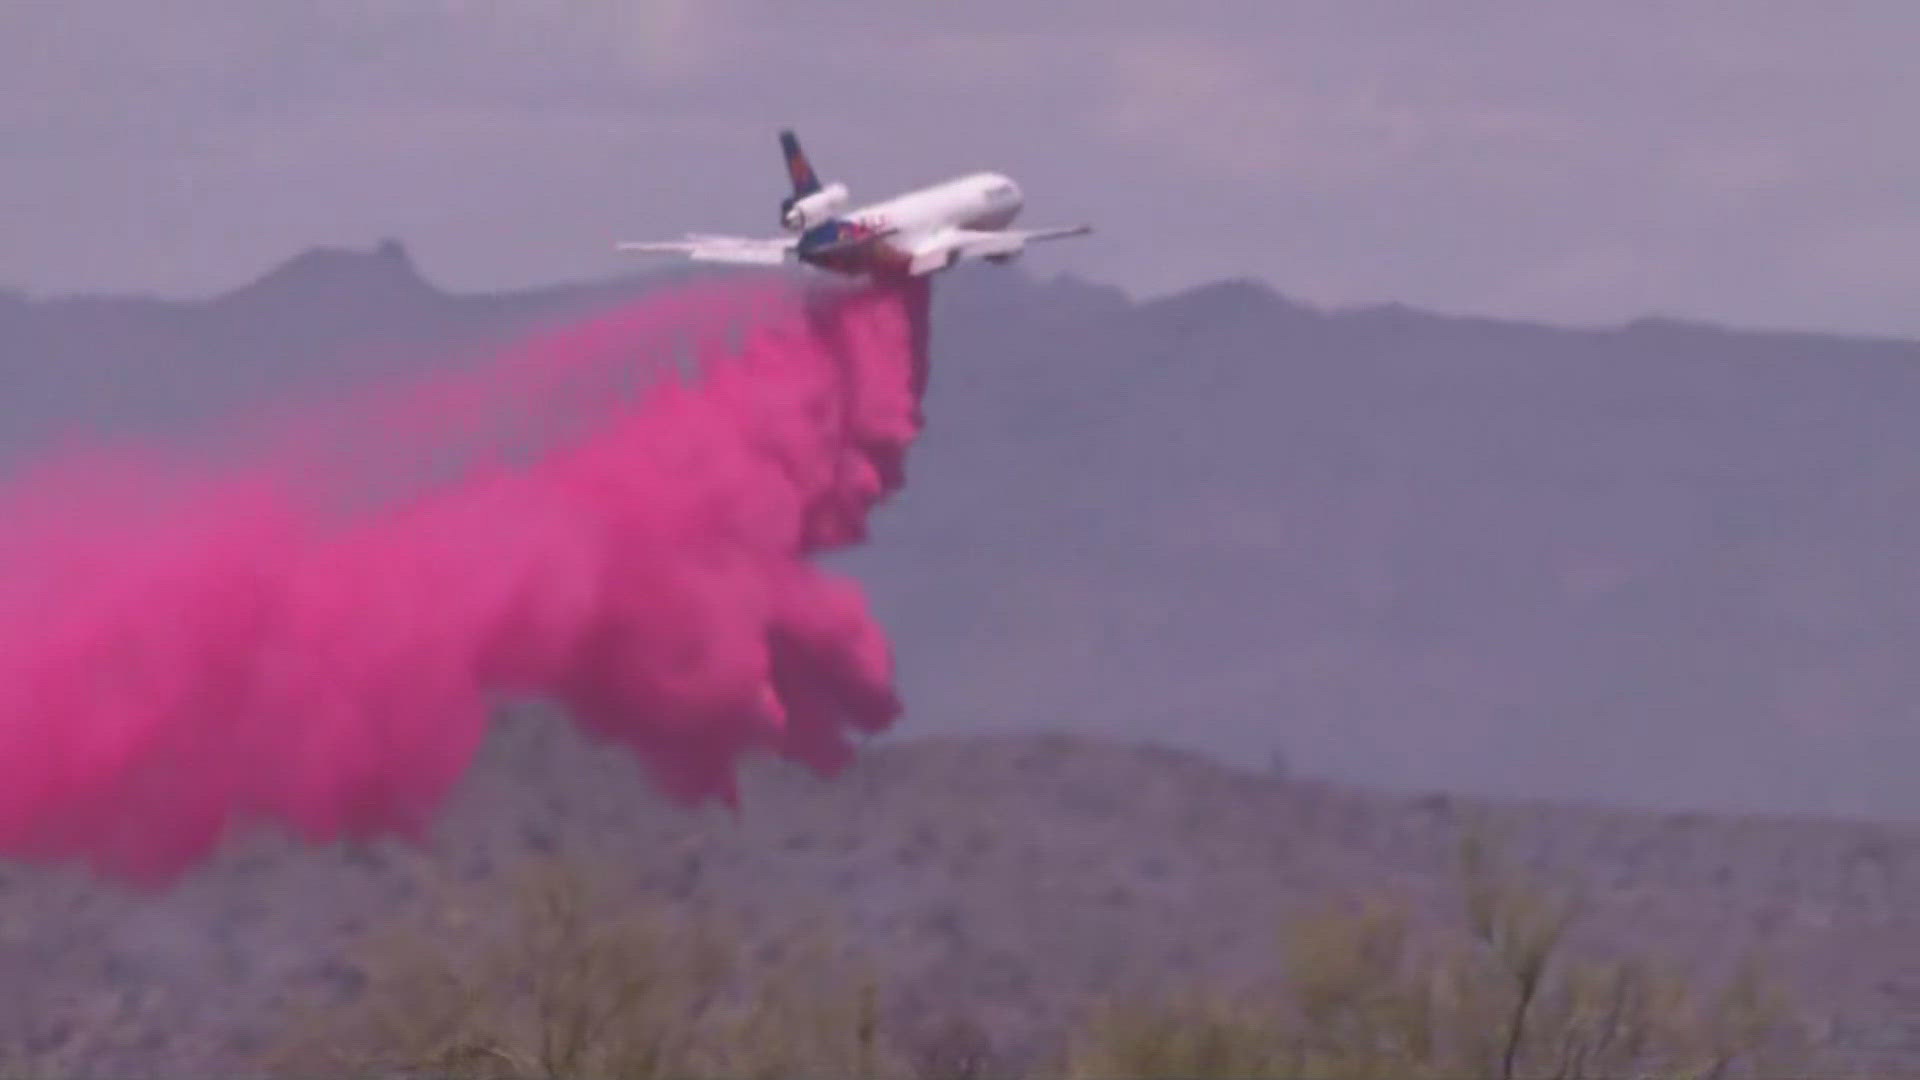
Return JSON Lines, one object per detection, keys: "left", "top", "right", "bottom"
{"left": 780, "top": 129, "right": 822, "bottom": 198}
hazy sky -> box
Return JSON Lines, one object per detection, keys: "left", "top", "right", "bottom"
{"left": 6, "top": 2, "right": 1919, "bottom": 337}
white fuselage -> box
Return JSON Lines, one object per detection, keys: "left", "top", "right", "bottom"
{"left": 798, "top": 172, "right": 1025, "bottom": 274}
{"left": 850, "top": 172, "right": 1024, "bottom": 235}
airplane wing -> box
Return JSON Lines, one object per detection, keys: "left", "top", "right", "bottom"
{"left": 904, "top": 224, "right": 1093, "bottom": 275}
{"left": 1000, "top": 225, "right": 1095, "bottom": 244}
{"left": 616, "top": 234, "right": 797, "bottom": 266}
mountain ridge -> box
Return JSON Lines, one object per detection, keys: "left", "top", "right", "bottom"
{"left": 25, "top": 238, "right": 1920, "bottom": 349}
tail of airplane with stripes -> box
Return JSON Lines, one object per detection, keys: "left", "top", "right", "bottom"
{"left": 780, "top": 129, "right": 821, "bottom": 202}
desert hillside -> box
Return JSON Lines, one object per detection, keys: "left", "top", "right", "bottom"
{"left": 3, "top": 714, "right": 1918, "bottom": 1075}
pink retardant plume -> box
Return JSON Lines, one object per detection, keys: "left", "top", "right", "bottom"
{"left": 0, "top": 274, "right": 933, "bottom": 888}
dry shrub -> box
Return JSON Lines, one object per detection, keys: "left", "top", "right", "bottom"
{"left": 701, "top": 922, "right": 905, "bottom": 1080}
{"left": 900, "top": 1011, "right": 999, "bottom": 1080}
{"left": 265, "top": 857, "right": 725, "bottom": 1078}
{"left": 1062, "top": 990, "right": 1284, "bottom": 1080}
{"left": 1059, "top": 829, "right": 1812, "bottom": 1080}
{"left": 261, "top": 833, "right": 1818, "bottom": 1080}
{"left": 264, "top": 856, "right": 902, "bottom": 1079}
{"left": 1280, "top": 895, "right": 1451, "bottom": 1079}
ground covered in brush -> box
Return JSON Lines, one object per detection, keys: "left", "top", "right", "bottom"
{"left": 3, "top": 709, "right": 1919, "bottom": 1077}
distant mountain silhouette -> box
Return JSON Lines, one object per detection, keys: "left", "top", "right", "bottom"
{"left": 211, "top": 237, "right": 440, "bottom": 315}
{"left": 6, "top": 243, "right": 1920, "bottom": 821}
{"left": 0, "top": 241, "right": 671, "bottom": 458}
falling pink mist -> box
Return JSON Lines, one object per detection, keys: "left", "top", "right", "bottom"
{"left": 0, "top": 274, "right": 932, "bottom": 887}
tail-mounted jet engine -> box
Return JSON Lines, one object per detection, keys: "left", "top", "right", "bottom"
{"left": 780, "top": 182, "right": 850, "bottom": 231}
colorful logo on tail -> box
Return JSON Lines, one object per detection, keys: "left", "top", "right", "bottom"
{"left": 786, "top": 151, "right": 815, "bottom": 191}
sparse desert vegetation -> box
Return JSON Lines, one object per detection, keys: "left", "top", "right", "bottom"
{"left": 242, "top": 828, "right": 1813, "bottom": 1080}
{"left": 5, "top": 724, "right": 1920, "bottom": 1077}
{"left": 260, "top": 854, "right": 917, "bottom": 1080}
{"left": 264, "top": 859, "right": 902, "bottom": 1080}
{"left": 1060, "top": 833, "right": 1809, "bottom": 1080}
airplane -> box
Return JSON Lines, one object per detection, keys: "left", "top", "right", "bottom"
{"left": 617, "top": 129, "right": 1092, "bottom": 278}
